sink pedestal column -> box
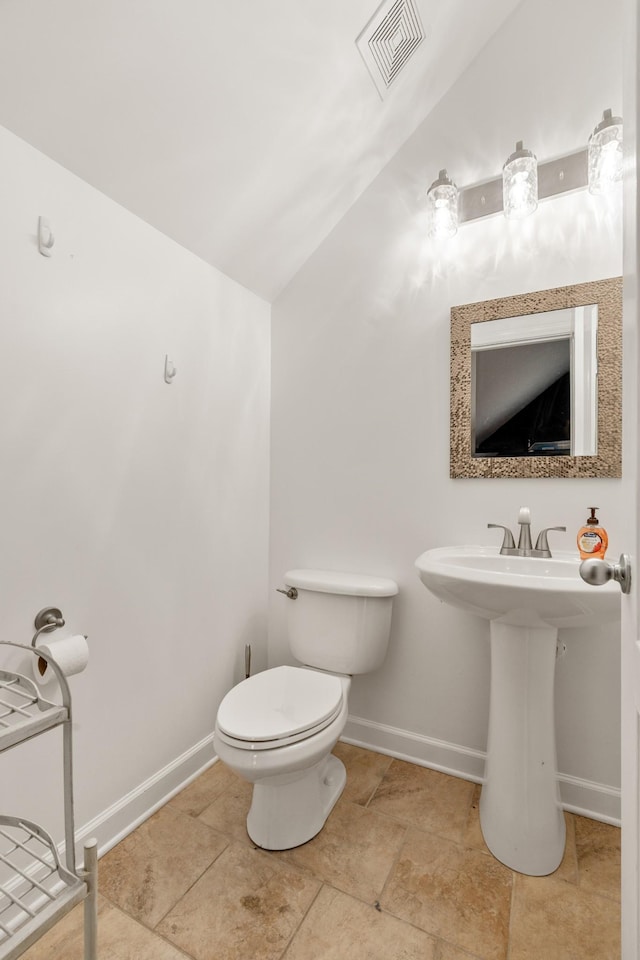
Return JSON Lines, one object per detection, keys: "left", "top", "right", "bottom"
{"left": 479, "top": 620, "right": 565, "bottom": 876}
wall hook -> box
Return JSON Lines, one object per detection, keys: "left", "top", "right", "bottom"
{"left": 38, "top": 217, "right": 55, "bottom": 257}
{"left": 164, "top": 355, "right": 177, "bottom": 384}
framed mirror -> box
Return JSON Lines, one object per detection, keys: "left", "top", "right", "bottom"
{"left": 450, "top": 277, "right": 622, "bottom": 478}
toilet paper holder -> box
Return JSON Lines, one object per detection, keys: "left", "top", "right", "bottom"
{"left": 32, "top": 606, "right": 66, "bottom": 647}
{"left": 31, "top": 606, "right": 89, "bottom": 680}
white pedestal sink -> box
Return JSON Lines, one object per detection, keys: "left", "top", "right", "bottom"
{"left": 415, "top": 545, "right": 620, "bottom": 876}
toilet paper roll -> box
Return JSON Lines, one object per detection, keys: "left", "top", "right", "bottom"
{"left": 30, "top": 634, "right": 89, "bottom": 687}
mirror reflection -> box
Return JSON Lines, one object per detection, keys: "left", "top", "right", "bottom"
{"left": 471, "top": 305, "right": 597, "bottom": 458}
{"left": 450, "top": 277, "right": 622, "bottom": 479}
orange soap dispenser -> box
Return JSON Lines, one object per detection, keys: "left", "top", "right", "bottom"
{"left": 577, "top": 507, "right": 608, "bottom": 560}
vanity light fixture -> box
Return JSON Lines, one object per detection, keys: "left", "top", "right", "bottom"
{"left": 428, "top": 108, "right": 622, "bottom": 238}
{"left": 426, "top": 168, "right": 459, "bottom": 239}
{"left": 502, "top": 141, "right": 538, "bottom": 220}
{"left": 588, "top": 109, "right": 623, "bottom": 195}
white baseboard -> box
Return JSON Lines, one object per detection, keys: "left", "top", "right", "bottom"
{"left": 74, "top": 734, "right": 217, "bottom": 859}
{"left": 343, "top": 714, "right": 621, "bottom": 826}
{"left": 557, "top": 773, "right": 621, "bottom": 826}
{"left": 343, "top": 714, "right": 486, "bottom": 781}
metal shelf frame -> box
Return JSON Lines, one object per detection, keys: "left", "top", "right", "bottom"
{"left": 0, "top": 642, "right": 97, "bottom": 960}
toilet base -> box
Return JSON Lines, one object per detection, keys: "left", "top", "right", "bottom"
{"left": 247, "top": 753, "right": 346, "bottom": 850}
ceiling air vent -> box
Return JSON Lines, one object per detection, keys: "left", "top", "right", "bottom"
{"left": 356, "top": 0, "right": 425, "bottom": 98}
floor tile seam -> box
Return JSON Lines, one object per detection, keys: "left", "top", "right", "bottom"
{"left": 574, "top": 881, "right": 622, "bottom": 906}
{"left": 276, "top": 881, "right": 327, "bottom": 960}
{"left": 341, "top": 794, "right": 422, "bottom": 829}
{"left": 506, "top": 878, "right": 621, "bottom": 960}
{"left": 375, "top": 827, "right": 515, "bottom": 959}
{"left": 510, "top": 857, "right": 619, "bottom": 901}
{"left": 575, "top": 849, "right": 622, "bottom": 868}
{"left": 355, "top": 801, "right": 445, "bottom": 834}
{"left": 359, "top": 761, "right": 394, "bottom": 807}
{"left": 433, "top": 934, "right": 491, "bottom": 960}
{"left": 374, "top": 908, "right": 442, "bottom": 955}
{"left": 190, "top": 777, "right": 246, "bottom": 819}
{"left": 371, "top": 902, "right": 441, "bottom": 949}
{"left": 264, "top": 853, "right": 393, "bottom": 906}
{"left": 102, "top": 835, "right": 325, "bottom": 954}
{"left": 331, "top": 801, "right": 412, "bottom": 899}
{"left": 505, "top": 868, "right": 521, "bottom": 960}
{"left": 374, "top": 880, "right": 498, "bottom": 960}
{"left": 306, "top": 877, "right": 445, "bottom": 947}
{"left": 169, "top": 800, "right": 235, "bottom": 842}
{"left": 176, "top": 797, "right": 244, "bottom": 852}
{"left": 573, "top": 851, "right": 621, "bottom": 901}
{"left": 176, "top": 804, "right": 209, "bottom": 819}
{"left": 256, "top": 851, "right": 331, "bottom": 895}
{"left": 360, "top": 775, "right": 389, "bottom": 807}
{"left": 316, "top": 877, "right": 405, "bottom": 915}
{"left": 147, "top": 835, "right": 234, "bottom": 931}
{"left": 362, "top": 799, "right": 479, "bottom": 845}
{"left": 99, "top": 893, "right": 198, "bottom": 960}
{"left": 242, "top": 838, "right": 340, "bottom": 898}
{"left": 324, "top": 794, "right": 427, "bottom": 843}
{"left": 360, "top": 780, "right": 398, "bottom": 806}
{"left": 180, "top": 797, "right": 225, "bottom": 820}
{"left": 376, "top": 815, "right": 497, "bottom": 861}
{"left": 517, "top": 869, "right": 579, "bottom": 890}
{"left": 461, "top": 785, "right": 478, "bottom": 843}
{"left": 194, "top": 807, "right": 247, "bottom": 841}
{"left": 168, "top": 780, "right": 230, "bottom": 818}
{"left": 375, "top": 821, "right": 411, "bottom": 908}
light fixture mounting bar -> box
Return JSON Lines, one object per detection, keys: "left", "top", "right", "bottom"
{"left": 459, "top": 178, "right": 502, "bottom": 223}
{"left": 538, "top": 148, "right": 587, "bottom": 200}
{"left": 459, "top": 148, "right": 588, "bottom": 224}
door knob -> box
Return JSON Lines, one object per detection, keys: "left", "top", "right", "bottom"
{"left": 579, "top": 553, "right": 632, "bottom": 594}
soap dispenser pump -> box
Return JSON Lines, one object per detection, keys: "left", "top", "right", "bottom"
{"left": 577, "top": 507, "right": 608, "bottom": 560}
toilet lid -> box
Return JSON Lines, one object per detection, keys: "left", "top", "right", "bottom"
{"left": 217, "top": 665, "right": 344, "bottom": 744}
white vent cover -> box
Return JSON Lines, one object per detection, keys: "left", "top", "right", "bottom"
{"left": 356, "top": 0, "right": 425, "bottom": 98}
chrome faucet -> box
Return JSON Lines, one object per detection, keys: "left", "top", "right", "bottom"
{"left": 488, "top": 507, "right": 566, "bottom": 558}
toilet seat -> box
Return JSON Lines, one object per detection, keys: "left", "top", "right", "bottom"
{"left": 216, "top": 665, "right": 344, "bottom": 751}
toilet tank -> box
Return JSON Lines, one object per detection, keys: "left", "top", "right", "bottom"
{"left": 282, "top": 569, "right": 398, "bottom": 674}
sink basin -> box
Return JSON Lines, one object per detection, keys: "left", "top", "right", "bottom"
{"left": 415, "top": 544, "right": 620, "bottom": 876}
{"left": 415, "top": 545, "right": 620, "bottom": 628}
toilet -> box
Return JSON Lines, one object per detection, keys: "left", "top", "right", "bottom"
{"left": 214, "top": 568, "right": 398, "bottom": 850}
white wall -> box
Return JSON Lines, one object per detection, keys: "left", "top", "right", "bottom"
{"left": 270, "top": 0, "right": 624, "bottom": 819}
{"left": 0, "top": 125, "right": 270, "bottom": 847}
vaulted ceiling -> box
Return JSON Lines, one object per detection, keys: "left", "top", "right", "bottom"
{"left": 0, "top": 0, "right": 523, "bottom": 301}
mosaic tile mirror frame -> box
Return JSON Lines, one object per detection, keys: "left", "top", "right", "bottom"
{"left": 450, "top": 276, "right": 622, "bottom": 479}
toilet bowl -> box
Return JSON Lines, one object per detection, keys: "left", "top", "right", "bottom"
{"left": 214, "top": 568, "right": 398, "bottom": 850}
{"left": 214, "top": 665, "right": 351, "bottom": 850}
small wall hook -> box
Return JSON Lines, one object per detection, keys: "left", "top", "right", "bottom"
{"left": 38, "top": 217, "right": 55, "bottom": 257}
{"left": 164, "top": 355, "right": 177, "bottom": 384}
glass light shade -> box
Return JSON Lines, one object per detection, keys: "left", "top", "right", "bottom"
{"left": 427, "top": 169, "right": 458, "bottom": 239}
{"left": 502, "top": 141, "right": 538, "bottom": 220}
{"left": 588, "top": 109, "right": 623, "bottom": 195}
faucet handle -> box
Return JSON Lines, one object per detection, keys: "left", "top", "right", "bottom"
{"left": 534, "top": 526, "right": 567, "bottom": 557}
{"left": 487, "top": 524, "right": 517, "bottom": 554}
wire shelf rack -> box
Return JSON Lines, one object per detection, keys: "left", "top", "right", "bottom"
{"left": 0, "top": 817, "right": 87, "bottom": 955}
{"left": 0, "top": 671, "right": 67, "bottom": 751}
{"left": 0, "top": 642, "right": 96, "bottom": 960}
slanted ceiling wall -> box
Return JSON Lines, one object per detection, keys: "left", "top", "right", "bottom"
{"left": 270, "top": 0, "right": 624, "bottom": 821}
{"left": 0, "top": 125, "right": 270, "bottom": 850}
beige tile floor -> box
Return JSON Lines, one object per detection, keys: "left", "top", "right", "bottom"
{"left": 23, "top": 743, "right": 621, "bottom": 960}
